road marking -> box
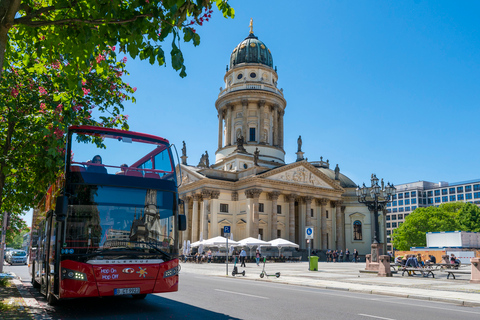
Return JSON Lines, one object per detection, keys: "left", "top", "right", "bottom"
{"left": 214, "top": 289, "right": 269, "bottom": 299}
{"left": 358, "top": 314, "right": 396, "bottom": 320}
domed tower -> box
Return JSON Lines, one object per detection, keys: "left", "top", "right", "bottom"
{"left": 213, "top": 20, "right": 287, "bottom": 171}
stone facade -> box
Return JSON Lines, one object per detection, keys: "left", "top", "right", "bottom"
{"left": 177, "top": 25, "right": 377, "bottom": 256}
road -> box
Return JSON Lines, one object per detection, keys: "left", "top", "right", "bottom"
{"left": 4, "top": 264, "right": 480, "bottom": 320}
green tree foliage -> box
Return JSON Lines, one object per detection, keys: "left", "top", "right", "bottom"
{"left": 457, "top": 202, "right": 480, "bottom": 232}
{"left": 6, "top": 227, "right": 29, "bottom": 249}
{"left": 0, "top": 0, "right": 234, "bottom": 79}
{"left": 0, "top": 46, "right": 134, "bottom": 241}
{"left": 390, "top": 202, "right": 480, "bottom": 251}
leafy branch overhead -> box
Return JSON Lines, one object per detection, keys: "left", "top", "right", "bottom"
{"left": 0, "top": 0, "right": 235, "bottom": 79}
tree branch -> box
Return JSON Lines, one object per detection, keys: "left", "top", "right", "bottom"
{"left": 14, "top": 13, "right": 154, "bottom": 27}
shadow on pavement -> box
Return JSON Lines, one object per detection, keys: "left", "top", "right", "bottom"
{"left": 44, "top": 294, "right": 239, "bottom": 320}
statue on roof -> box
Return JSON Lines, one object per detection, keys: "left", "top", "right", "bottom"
{"left": 297, "top": 135, "right": 302, "bottom": 152}
{"left": 182, "top": 141, "right": 187, "bottom": 157}
{"left": 249, "top": 18, "right": 253, "bottom": 34}
{"left": 205, "top": 151, "right": 209, "bottom": 167}
{"left": 235, "top": 134, "right": 247, "bottom": 153}
{"left": 334, "top": 164, "right": 340, "bottom": 180}
{"left": 253, "top": 148, "right": 260, "bottom": 166}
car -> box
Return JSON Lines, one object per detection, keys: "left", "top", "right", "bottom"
{"left": 6, "top": 250, "right": 28, "bottom": 265}
{"left": 4, "top": 247, "right": 14, "bottom": 260}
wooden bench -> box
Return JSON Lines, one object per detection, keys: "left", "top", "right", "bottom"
{"left": 443, "top": 269, "right": 471, "bottom": 280}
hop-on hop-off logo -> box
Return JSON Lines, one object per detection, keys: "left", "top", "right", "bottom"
{"left": 137, "top": 267, "right": 148, "bottom": 278}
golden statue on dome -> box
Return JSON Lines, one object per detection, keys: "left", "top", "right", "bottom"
{"left": 249, "top": 18, "right": 253, "bottom": 34}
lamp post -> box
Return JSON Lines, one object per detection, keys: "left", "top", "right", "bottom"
{"left": 356, "top": 174, "right": 395, "bottom": 261}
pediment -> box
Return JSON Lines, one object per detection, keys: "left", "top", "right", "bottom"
{"left": 178, "top": 164, "right": 205, "bottom": 185}
{"left": 261, "top": 163, "right": 337, "bottom": 189}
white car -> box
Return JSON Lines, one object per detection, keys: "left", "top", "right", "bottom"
{"left": 6, "top": 250, "right": 28, "bottom": 265}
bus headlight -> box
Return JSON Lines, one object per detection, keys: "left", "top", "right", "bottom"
{"left": 62, "top": 268, "right": 87, "bottom": 281}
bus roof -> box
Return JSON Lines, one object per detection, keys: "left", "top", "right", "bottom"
{"left": 69, "top": 125, "right": 170, "bottom": 145}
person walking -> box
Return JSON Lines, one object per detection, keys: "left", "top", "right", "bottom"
{"left": 255, "top": 249, "right": 261, "bottom": 266}
{"left": 353, "top": 249, "right": 358, "bottom": 263}
{"left": 345, "top": 248, "right": 350, "bottom": 263}
{"left": 339, "top": 250, "right": 344, "bottom": 263}
{"left": 240, "top": 248, "right": 247, "bottom": 267}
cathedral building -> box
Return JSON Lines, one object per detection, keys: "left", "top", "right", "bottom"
{"left": 178, "top": 22, "right": 383, "bottom": 256}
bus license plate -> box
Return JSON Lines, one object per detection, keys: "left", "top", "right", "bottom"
{"left": 114, "top": 287, "right": 141, "bottom": 295}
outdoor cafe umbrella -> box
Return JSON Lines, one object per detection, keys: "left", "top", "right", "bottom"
{"left": 268, "top": 238, "right": 299, "bottom": 257}
{"left": 238, "top": 237, "right": 271, "bottom": 257}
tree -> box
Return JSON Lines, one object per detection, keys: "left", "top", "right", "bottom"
{"left": 457, "top": 202, "right": 480, "bottom": 232}
{"left": 0, "top": 45, "right": 134, "bottom": 241}
{"left": 6, "top": 227, "right": 29, "bottom": 249}
{"left": 391, "top": 205, "right": 459, "bottom": 251}
{"left": 0, "top": 0, "right": 234, "bottom": 79}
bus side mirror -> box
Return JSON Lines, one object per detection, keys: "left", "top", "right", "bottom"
{"left": 178, "top": 215, "right": 187, "bottom": 231}
{"left": 55, "top": 196, "right": 68, "bottom": 221}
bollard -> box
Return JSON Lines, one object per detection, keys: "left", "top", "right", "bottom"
{"left": 470, "top": 258, "right": 480, "bottom": 284}
{"left": 378, "top": 255, "right": 392, "bottom": 277}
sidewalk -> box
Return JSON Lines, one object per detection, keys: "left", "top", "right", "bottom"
{"left": 0, "top": 273, "right": 32, "bottom": 319}
{"left": 180, "top": 261, "right": 480, "bottom": 307}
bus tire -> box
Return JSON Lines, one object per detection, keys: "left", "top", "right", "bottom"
{"left": 132, "top": 294, "right": 147, "bottom": 300}
{"left": 32, "top": 278, "right": 40, "bottom": 289}
{"left": 47, "top": 292, "right": 58, "bottom": 306}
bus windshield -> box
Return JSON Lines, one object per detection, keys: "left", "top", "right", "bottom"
{"left": 65, "top": 185, "right": 176, "bottom": 262}
{"left": 69, "top": 130, "right": 174, "bottom": 180}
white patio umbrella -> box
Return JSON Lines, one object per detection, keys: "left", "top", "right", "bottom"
{"left": 238, "top": 237, "right": 271, "bottom": 257}
{"left": 203, "top": 236, "right": 240, "bottom": 247}
{"left": 268, "top": 238, "right": 299, "bottom": 257}
{"left": 186, "top": 240, "right": 191, "bottom": 255}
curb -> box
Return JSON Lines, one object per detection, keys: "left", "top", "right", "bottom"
{"left": 9, "top": 273, "right": 52, "bottom": 320}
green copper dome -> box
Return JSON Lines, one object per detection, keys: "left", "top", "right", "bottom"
{"left": 230, "top": 33, "right": 273, "bottom": 69}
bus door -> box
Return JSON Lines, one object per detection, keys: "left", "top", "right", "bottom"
{"left": 40, "top": 211, "right": 55, "bottom": 296}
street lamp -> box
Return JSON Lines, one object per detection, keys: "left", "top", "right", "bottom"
{"left": 356, "top": 174, "right": 396, "bottom": 257}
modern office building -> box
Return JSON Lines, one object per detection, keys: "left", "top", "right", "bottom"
{"left": 386, "top": 179, "right": 480, "bottom": 250}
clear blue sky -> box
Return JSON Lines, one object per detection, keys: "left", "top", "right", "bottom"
{"left": 23, "top": 1, "right": 480, "bottom": 225}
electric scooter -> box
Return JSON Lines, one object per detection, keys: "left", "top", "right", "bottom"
{"left": 232, "top": 256, "right": 246, "bottom": 276}
{"left": 259, "top": 257, "right": 280, "bottom": 278}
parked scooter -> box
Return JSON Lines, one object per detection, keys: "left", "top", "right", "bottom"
{"left": 232, "top": 256, "right": 245, "bottom": 276}
{"left": 259, "top": 257, "right": 280, "bottom": 278}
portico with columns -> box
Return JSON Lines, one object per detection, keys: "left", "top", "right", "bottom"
{"left": 177, "top": 21, "right": 376, "bottom": 258}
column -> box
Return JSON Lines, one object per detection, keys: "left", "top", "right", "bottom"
{"left": 315, "top": 199, "right": 321, "bottom": 250}
{"left": 226, "top": 104, "right": 232, "bottom": 146}
{"left": 201, "top": 190, "right": 211, "bottom": 239}
{"left": 268, "top": 191, "right": 281, "bottom": 240}
{"left": 279, "top": 109, "right": 284, "bottom": 148}
{"left": 305, "top": 196, "right": 313, "bottom": 227}
{"left": 245, "top": 189, "right": 262, "bottom": 237}
{"left": 242, "top": 99, "right": 248, "bottom": 139}
{"left": 339, "top": 205, "right": 346, "bottom": 252}
{"left": 210, "top": 191, "right": 220, "bottom": 237}
{"left": 192, "top": 194, "right": 200, "bottom": 241}
{"left": 217, "top": 109, "right": 223, "bottom": 149}
{"left": 258, "top": 100, "right": 265, "bottom": 144}
{"left": 273, "top": 105, "right": 278, "bottom": 146}
{"left": 231, "top": 191, "right": 238, "bottom": 237}
{"left": 334, "top": 200, "right": 343, "bottom": 251}
{"left": 319, "top": 198, "right": 328, "bottom": 250}
{"left": 286, "top": 194, "right": 297, "bottom": 241}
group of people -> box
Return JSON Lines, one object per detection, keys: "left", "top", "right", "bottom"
{"left": 84, "top": 155, "right": 129, "bottom": 175}
{"left": 322, "top": 248, "right": 358, "bottom": 262}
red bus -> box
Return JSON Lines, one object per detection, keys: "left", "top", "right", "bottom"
{"left": 29, "top": 126, "right": 186, "bottom": 305}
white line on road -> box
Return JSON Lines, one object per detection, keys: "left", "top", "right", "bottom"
{"left": 358, "top": 314, "right": 396, "bottom": 320}
{"left": 214, "top": 289, "right": 269, "bottom": 299}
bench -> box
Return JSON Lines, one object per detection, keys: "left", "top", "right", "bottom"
{"left": 401, "top": 267, "right": 436, "bottom": 278}
{"left": 442, "top": 269, "right": 471, "bottom": 280}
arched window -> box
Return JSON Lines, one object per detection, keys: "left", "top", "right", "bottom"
{"left": 353, "top": 220, "right": 362, "bottom": 240}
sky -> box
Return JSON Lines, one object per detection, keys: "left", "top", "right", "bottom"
{"left": 22, "top": 0, "right": 480, "bottom": 225}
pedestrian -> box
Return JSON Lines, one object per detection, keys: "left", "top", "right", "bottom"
{"left": 353, "top": 249, "right": 358, "bottom": 263}
{"left": 207, "top": 250, "right": 212, "bottom": 263}
{"left": 345, "top": 248, "right": 350, "bottom": 262}
{"left": 256, "top": 249, "right": 261, "bottom": 266}
{"left": 339, "top": 250, "right": 343, "bottom": 262}
{"left": 332, "top": 250, "right": 337, "bottom": 263}
{"left": 240, "top": 248, "right": 247, "bottom": 267}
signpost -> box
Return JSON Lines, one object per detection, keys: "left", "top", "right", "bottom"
{"left": 224, "top": 226, "right": 231, "bottom": 276}
{"left": 305, "top": 226, "right": 314, "bottom": 258}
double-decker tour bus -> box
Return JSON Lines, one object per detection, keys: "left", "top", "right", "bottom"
{"left": 29, "top": 126, "right": 186, "bottom": 305}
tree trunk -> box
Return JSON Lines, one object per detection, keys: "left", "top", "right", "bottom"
{"left": 0, "top": 0, "right": 22, "bottom": 80}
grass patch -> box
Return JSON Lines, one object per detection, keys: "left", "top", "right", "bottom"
{"left": 0, "top": 300, "right": 16, "bottom": 311}
{"left": 0, "top": 278, "right": 9, "bottom": 287}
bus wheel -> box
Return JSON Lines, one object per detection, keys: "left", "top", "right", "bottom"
{"left": 47, "top": 292, "right": 58, "bottom": 306}
{"left": 132, "top": 294, "right": 147, "bottom": 300}
{"left": 32, "top": 278, "right": 40, "bottom": 289}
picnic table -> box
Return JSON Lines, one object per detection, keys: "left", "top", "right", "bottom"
{"left": 442, "top": 268, "right": 471, "bottom": 279}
